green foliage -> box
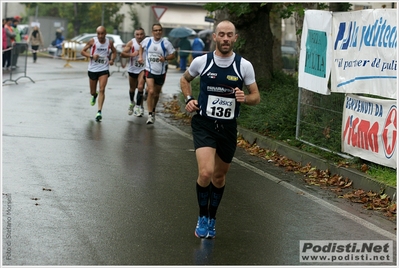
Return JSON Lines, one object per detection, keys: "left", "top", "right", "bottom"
{"left": 276, "top": 2, "right": 350, "bottom": 19}
{"left": 22, "top": 3, "right": 124, "bottom": 38}
{"left": 366, "top": 164, "right": 396, "bottom": 187}
{"left": 277, "top": 3, "right": 306, "bottom": 19}
{"left": 88, "top": 3, "right": 124, "bottom": 31}
{"left": 128, "top": 5, "right": 141, "bottom": 31}
{"left": 234, "top": 37, "right": 246, "bottom": 51}
{"left": 238, "top": 71, "right": 298, "bottom": 140}
{"left": 204, "top": 3, "right": 253, "bottom": 16}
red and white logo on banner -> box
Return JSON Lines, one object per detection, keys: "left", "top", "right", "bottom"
{"left": 382, "top": 105, "right": 397, "bottom": 158}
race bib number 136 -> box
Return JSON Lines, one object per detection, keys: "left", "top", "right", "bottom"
{"left": 206, "top": 95, "right": 236, "bottom": 120}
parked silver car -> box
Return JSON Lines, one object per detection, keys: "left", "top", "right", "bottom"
{"left": 48, "top": 33, "right": 125, "bottom": 57}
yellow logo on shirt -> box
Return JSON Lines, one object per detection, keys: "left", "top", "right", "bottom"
{"left": 227, "top": 75, "right": 238, "bottom": 81}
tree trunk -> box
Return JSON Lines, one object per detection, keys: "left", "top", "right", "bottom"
{"left": 215, "top": 3, "right": 274, "bottom": 86}
{"left": 270, "top": 4, "right": 283, "bottom": 71}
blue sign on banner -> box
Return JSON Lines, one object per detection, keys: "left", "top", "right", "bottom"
{"left": 305, "top": 29, "right": 327, "bottom": 78}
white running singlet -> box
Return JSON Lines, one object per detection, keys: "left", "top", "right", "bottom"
{"left": 127, "top": 38, "right": 145, "bottom": 74}
{"left": 88, "top": 37, "right": 110, "bottom": 73}
{"left": 140, "top": 37, "right": 175, "bottom": 75}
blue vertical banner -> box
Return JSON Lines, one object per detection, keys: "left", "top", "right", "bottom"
{"left": 298, "top": 10, "right": 332, "bottom": 95}
{"left": 305, "top": 30, "right": 327, "bottom": 78}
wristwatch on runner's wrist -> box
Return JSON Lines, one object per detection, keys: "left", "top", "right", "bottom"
{"left": 185, "top": 95, "right": 195, "bottom": 104}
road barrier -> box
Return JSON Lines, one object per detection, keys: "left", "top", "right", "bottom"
{"left": 3, "top": 42, "right": 34, "bottom": 84}
{"left": 61, "top": 41, "right": 85, "bottom": 67}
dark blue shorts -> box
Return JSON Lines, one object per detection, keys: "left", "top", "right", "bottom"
{"left": 191, "top": 114, "right": 237, "bottom": 164}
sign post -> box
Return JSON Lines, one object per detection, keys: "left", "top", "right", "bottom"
{"left": 152, "top": 6, "right": 168, "bottom": 21}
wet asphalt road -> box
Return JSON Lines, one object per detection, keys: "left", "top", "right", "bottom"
{"left": 2, "top": 56, "right": 397, "bottom": 266}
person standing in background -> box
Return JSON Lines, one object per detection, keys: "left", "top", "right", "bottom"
{"left": 2, "top": 19, "right": 7, "bottom": 51}
{"left": 51, "top": 29, "right": 65, "bottom": 57}
{"left": 11, "top": 18, "right": 21, "bottom": 68}
{"left": 178, "top": 36, "right": 191, "bottom": 72}
{"left": 191, "top": 35, "right": 205, "bottom": 59}
{"left": 3, "top": 18, "right": 16, "bottom": 70}
{"left": 203, "top": 33, "right": 212, "bottom": 53}
{"left": 27, "top": 25, "right": 44, "bottom": 63}
{"left": 121, "top": 27, "right": 146, "bottom": 117}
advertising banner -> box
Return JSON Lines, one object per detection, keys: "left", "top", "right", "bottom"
{"left": 331, "top": 9, "right": 397, "bottom": 99}
{"left": 298, "top": 10, "right": 332, "bottom": 95}
{"left": 342, "top": 94, "right": 397, "bottom": 168}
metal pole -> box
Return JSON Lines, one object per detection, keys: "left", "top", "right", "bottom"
{"left": 101, "top": 4, "right": 104, "bottom": 25}
{"left": 295, "top": 87, "right": 302, "bottom": 139}
{"left": 35, "top": 5, "right": 38, "bottom": 21}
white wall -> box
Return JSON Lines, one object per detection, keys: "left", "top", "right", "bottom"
{"left": 2, "top": 2, "right": 26, "bottom": 19}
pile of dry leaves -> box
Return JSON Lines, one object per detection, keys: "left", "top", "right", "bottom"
{"left": 162, "top": 98, "right": 192, "bottom": 125}
{"left": 237, "top": 136, "right": 396, "bottom": 221}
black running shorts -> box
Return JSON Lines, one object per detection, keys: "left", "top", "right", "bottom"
{"left": 145, "top": 70, "right": 166, "bottom": 86}
{"left": 191, "top": 114, "right": 237, "bottom": 164}
{"left": 128, "top": 72, "right": 140, "bottom": 79}
{"left": 88, "top": 70, "right": 110, "bottom": 80}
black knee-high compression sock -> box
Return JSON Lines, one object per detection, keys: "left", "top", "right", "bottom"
{"left": 129, "top": 90, "right": 135, "bottom": 103}
{"left": 196, "top": 182, "right": 210, "bottom": 217}
{"left": 209, "top": 182, "right": 225, "bottom": 219}
{"left": 136, "top": 91, "right": 143, "bottom": 106}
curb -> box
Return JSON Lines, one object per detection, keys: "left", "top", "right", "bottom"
{"left": 237, "top": 126, "right": 397, "bottom": 200}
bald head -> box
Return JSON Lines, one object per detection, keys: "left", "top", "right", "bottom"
{"left": 96, "top": 26, "right": 107, "bottom": 43}
{"left": 215, "top": 20, "right": 236, "bottom": 35}
{"left": 97, "top": 26, "right": 106, "bottom": 33}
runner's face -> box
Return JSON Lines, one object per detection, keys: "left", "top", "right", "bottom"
{"left": 97, "top": 30, "right": 106, "bottom": 42}
{"left": 152, "top": 26, "right": 163, "bottom": 40}
{"left": 135, "top": 30, "right": 145, "bottom": 43}
{"left": 214, "top": 23, "right": 237, "bottom": 55}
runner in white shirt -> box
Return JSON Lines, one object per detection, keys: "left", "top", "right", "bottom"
{"left": 121, "top": 27, "right": 146, "bottom": 117}
{"left": 81, "top": 26, "right": 117, "bottom": 121}
{"left": 138, "top": 23, "right": 175, "bottom": 124}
